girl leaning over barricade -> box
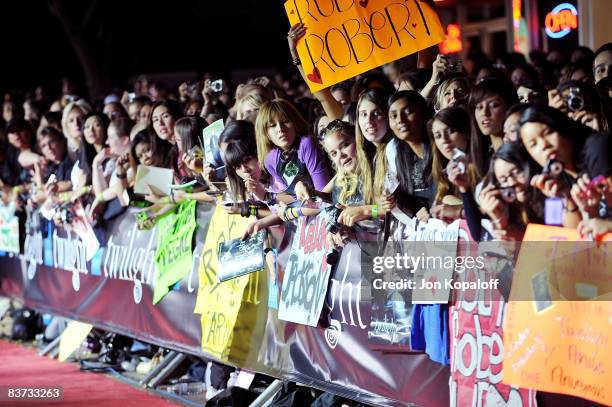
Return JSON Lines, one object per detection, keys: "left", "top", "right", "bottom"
{"left": 384, "top": 90, "right": 435, "bottom": 221}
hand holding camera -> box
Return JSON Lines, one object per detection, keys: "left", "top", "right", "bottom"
{"left": 530, "top": 159, "right": 567, "bottom": 198}
{"left": 445, "top": 148, "right": 469, "bottom": 191}
{"left": 478, "top": 184, "right": 508, "bottom": 229}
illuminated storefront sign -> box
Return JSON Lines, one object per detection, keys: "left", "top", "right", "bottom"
{"left": 545, "top": 3, "right": 578, "bottom": 39}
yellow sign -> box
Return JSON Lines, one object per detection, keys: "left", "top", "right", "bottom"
{"left": 195, "top": 206, "right": 263, "bottom": 361}
{"left": 503, "top": 224, "right": 612, "bottom": 405}
{"left": 285, "top": 0, "right": 445, "bottom": 92}
{"left": 59, "top": 321, "right": 93, "bottom": 362}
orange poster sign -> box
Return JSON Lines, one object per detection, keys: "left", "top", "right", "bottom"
{"left": 284, "top": 0, "right": 445, "bottom": 92}
{"left": 503, "top": 224, "right": 612, "bottom": 405}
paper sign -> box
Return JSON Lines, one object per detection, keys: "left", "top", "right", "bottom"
{"left": 410, "top": 218, "right": 459, "bottom": 304}
{"left": 285, "top": 0, "right": 445, "bottom": 92}
{"left": 0, "top": 214, "right": 20, "bottom": 254}
{"left": 134, "top": 165, "right": 174, "bottom": 196}
{"left": 195, "top": 206, "right": 261, "bottom": 360}
{"left": 70, "top": 201, "right": 100, "bottom": 261}
{"left": 503, "top": 224, "right": 612, "bottom": 405}
{"left": 153, "top": 200, "right": 198, "bottom": 304}
{"left": 59, "top": 320, "right": 93, "bottom": 362}
{"left": 202, "top": 119, "right": 224, "bottom": 166}
{"left": 217, "top": 231, "right": 265, "bottom": 282}
{"left": 278, "top": 213, "right": 333, "bottom": 327}
{"left": 450, "top": 220, "right": 536, "bottom": 407}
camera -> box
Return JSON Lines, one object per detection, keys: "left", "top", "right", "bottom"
{"left": 325, "top": 206, "right": 343, "bottom": 235}
{"left": 127, "top": 92, "right": 136, "bottom": 103}
{"left": 499, "top": 187, "right": 517, "bottom": 203}
{"left": 210, "top": 80, "right": 224, "bottom": 93}
{"left": 451, "top": 148, "right": 467, "bottom": 174}
{"left": 566, "top": 87, "right": 584, "bottom": 112}
{"left": 542, "top": 159, "right": 564, "bottom": 178}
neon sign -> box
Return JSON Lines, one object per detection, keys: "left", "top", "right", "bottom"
{"left": 545, "top": 3, "right": 578, "bottom": 39}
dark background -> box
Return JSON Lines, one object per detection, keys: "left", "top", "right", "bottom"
{"left": 1, "top": 0, "right": 291, "bottom": 99}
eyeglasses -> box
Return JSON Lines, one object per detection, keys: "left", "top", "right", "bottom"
{"left": 318, "top": 119, "right": 351, "bottom": 141}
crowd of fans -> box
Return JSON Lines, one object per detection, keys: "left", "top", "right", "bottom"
{"left": 1, "top": 29, "right": 611, "bottom": 245}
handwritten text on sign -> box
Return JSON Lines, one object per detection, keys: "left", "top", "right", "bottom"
{"left": 504, "top": 224, "right": 612, "bottom": 405}
{"left": 284, "top": 0, "right": 445, "bottom": 92}
{"left": 278, "top": 213, "right": 333, "bottom": 327}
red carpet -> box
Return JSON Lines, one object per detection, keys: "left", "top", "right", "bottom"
{"left": 0, "top": 340, "right": 181, "bottom": 406}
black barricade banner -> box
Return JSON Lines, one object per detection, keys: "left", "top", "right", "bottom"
{"left": 0, "top": 202, "right": 451, "bottom": 406}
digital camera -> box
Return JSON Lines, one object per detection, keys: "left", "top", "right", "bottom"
{"left": 566, "top": 87, "right": 584, "bottom": 112}
{"left": 542, "top": 159, "right": 564, "bottom": 178}
{"left": 325, "top": 206, "right": 343, "bottom": 235}
{"left": 499, "top": 187, "right": 517, "bottom": 203}
{"left": 210, "top": 80, "right": 223, "bottom": 93}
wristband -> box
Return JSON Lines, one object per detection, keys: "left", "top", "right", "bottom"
{"left": 371, "top": 204, "right": 379, "bottom": 219}
{"left": 249, "top": 206, "right": 257, "bottom": 217}
{"left": 297, "top": 207, "right": 304, "bottom": 217}
{"left": 96, "top": 193, "right": 104, "bottom": 203}
{"left": 81, "top": 186, "right": 92, "bottom": 195}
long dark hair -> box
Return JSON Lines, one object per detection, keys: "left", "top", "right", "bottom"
{"left": 129, "top": 129, "right": 171, "bottom": 173}
{"left": 388, "top": 90, "right": 433, "bottom": 210}
{"left": 468, "top": 78, "right": 518, "bottom": 176}
{"left": 175, "top": 116, "right": 206, "bottom": 154}
{"left": 428, "top": 107, "right": 478, "bottom": 202}
{"left": 78, "top": 112, "right": 109, "bottom": 180}
{"left": 222, "top": 122, "right": 268, "bottom": 209}
{"left": 485, "top": 141, "right": 544, "bottom": 225}
{"left": 519, "top": 105, "right": 593, "bottom": 169}
{"left": 147, "top": 100, "right": 182, "bottom": 165}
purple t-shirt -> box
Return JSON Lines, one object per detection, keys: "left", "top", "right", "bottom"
{"left": 264, "top": 135, "right": 330, "bottom": 193}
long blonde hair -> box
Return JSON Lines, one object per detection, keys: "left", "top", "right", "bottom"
{"left": 61, "top": 99, "right": 92, "bottom": 138}
{"left": 254, "top": 99, "right": 310, "bottom": 169}
{"left": 354, "top": 89, "right": 392, "bottom": 204}
{"left": 323, "top": 120, "right": 361, "bottom": 204}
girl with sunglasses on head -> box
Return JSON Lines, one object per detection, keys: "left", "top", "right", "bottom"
{"left": 255, "top": 99, "right": 330, "bottom": 202}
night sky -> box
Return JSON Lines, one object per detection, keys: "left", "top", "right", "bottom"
{"left": 1, "top": 0, "right": 291, "bottom": 97}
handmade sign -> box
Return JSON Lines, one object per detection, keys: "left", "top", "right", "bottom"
{"left": 134, "top": 165, "right": 174, "bottom": 196}
{"left": 195, "top": 205, "right": 262, "bottom": 360}
{"left": 153, "top": 200, "right": 198, "bottom": 304}
{"left": 0, "top": 205, "right": 19, "bottom": 253}
{"left": 278, "top": 213, "right": 333, "bottom": 326}
{"left": 409, "top": 218, "right": 459, "bottom": 304}
{"left": 217, "top": 230, "right": 265, "bottom": 282}
{"left": 202, "top": 119, "right": 224, "bottom": 167}
{"left": 450, "top": 221, "right": 536, "bottom": 407}
{"left": 284, "top": 0, "right": 445, "bottom": 92}
{"left": 503, "top": 224, "right": 612, "bottom": 405}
